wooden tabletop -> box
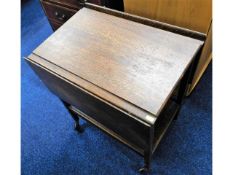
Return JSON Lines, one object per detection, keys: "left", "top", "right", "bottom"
{"left": 31, "top": 8, "right": 203, "bottom": 119}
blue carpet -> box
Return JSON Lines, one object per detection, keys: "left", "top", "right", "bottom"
{"left": 21, "top": 0, "right": 212, "bottom": 174}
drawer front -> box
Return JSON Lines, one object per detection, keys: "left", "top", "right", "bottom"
{"left": 42, "top": 1, "right": 77, "bottom": 24}
{"left": 28, "top": 60, "right": 151, "bottom": 152}
{"left": 49, "top": 19, "right": 63, "bottom": 30}
{"left": 46, "top": 0, "right": 102, "bottom": 9}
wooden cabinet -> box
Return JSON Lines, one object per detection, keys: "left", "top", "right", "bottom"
{"left": 124, "top": 0, "right": 212, "bottom": 95}
{"left": 40, "top": 0, "right": 124, "bottom": 31}
{"left": 40, "top": 0, "right": 102, "bottom": 31}
{"left": 41, "top": 1, "right": 77, "bottom": 24}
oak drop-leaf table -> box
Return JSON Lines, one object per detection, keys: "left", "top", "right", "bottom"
{"left": 25, "top": 5, "right": 203, "bottom": 173}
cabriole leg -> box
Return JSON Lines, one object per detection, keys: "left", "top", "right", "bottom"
{"left": 73, "top": 115, "right": 84, "bottom": 133}
{"left": 61, "top": 100, "right": 84, "bottom": 133}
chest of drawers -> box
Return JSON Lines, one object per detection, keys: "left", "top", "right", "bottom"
{"left": 40, "top": 0, "right": 102, "bottom": 30}
{"left": 40, "top": 0, "right": 124, "bottom": 30}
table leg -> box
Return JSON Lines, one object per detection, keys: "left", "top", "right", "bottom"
{"left": 173, "top": 46, "right": 203, "bottom": 120}
{"left": 139, "top": 152, "right": 152, "bottom": 174}
{"left": 61, "top": 100, "right": 84, "bottom": 133}
{"left": 139, "top": 127, "right": 154, "bottom": 174}
{"left": 73, "top": 116, "right": 84, "bottom": 133}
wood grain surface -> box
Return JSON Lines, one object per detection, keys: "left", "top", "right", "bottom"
{"left": 32, "top": 8, "right": 203, "bottom": 116}
{"left": 188, "top": 21, "right": 212, "bottom": 94}
{"left": 27, "top": 54, "right": 156, "bottom": 124}
{"left": 124, "top": 0, "right": 212, "bottom": 34}
{"left": 124, "top": 0, "right": 212, "bottom": 96}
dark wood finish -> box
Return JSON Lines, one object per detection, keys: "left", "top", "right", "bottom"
{"left": 49, "top": 19, "right": 63, "bottom": 30}
{"left": 62, "top": 100, "right": 84, "bottom": 133}
{"left": 41, "top": 1, "right": 77, "bottom": 23}
{"left": 26, "top": 59, "right": 151, "bottom": 152}
{"left": 33, "top": 8, "right": 203, "bottom": 116}
{"left": 40, "top": 0, "right": 102, "bottom": 31}
{"left": 40, "top": 0, "right": 122, "bottom": 31}
{"left": 152, "top": 100, "right": 180, "bottom": 152}
{"left": 27, "top": 54, "right": 153, "bottom": 124}
{"left": 43, "top": 0, "right": 82, "bottom": 10}
{"left": 43, "top": 0, "right": 102, "bottom": 10}
{"left": 25, "top": 6, "right": 203, "bottom": 173}
{"left": 103, "top": 0, "right": 124, "bottom": 11}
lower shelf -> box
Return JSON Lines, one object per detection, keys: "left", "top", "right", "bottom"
{"left": 68, "top": 99, "right": 180, "bottom": 156}
{"left": 152, "top": 100, "right": 180, "bottom": 153}
{"left": 69, "top": 105, "right": 145, "bottom": 155}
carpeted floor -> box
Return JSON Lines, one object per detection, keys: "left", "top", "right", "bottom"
{"left": 21, "top": 0, "right": 212, "bottom": 174}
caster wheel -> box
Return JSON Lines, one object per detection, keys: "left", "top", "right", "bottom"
{"left": 138, "top": 167, "right": 150, "bottom": 174}
{"left": 74, "top": 122, "right": 84, "bottom": 133}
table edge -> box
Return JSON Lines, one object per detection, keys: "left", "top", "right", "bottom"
{"left": 25, "top": 54, "right": 157, "bottom": 125}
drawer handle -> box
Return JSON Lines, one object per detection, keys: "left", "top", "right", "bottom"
{"left": 54, "top": 11, "right": 66, "bottom": 21}
{"left": 54, "top": 11, "right": 59, "bottom": 17}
